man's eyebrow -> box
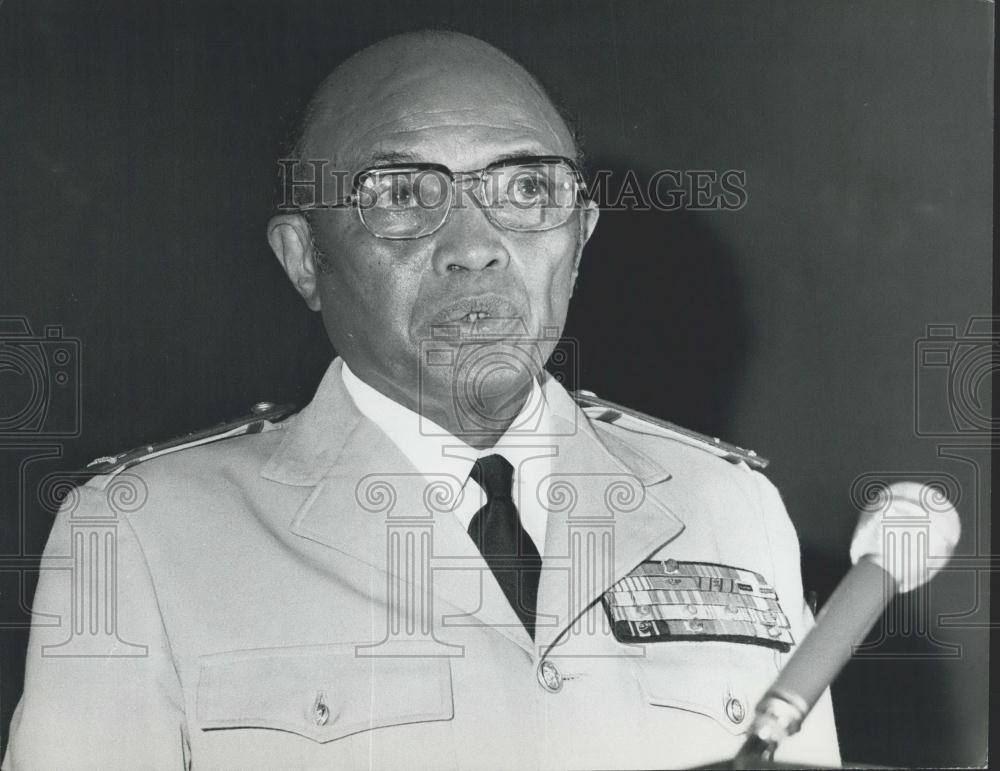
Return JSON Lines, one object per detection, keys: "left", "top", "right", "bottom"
{"left": 487, "top": 149, "right": 555, "bottom": 165}
{"left": 357, "top": 148, "right": 558, "bottom": 170}
{"left": 360, "top": 150, "right": 423, "bottom": 168}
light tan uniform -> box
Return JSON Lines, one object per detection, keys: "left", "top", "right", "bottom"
{"left": 4, "top": 359, "right": 839, "bottom": 770}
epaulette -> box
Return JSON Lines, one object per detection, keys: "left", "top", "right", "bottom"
{"left": 572, "top": 390, "right": 769, "bottom": 470}
{"left": 85, "top": 401, "right": 297, "bottom": 476}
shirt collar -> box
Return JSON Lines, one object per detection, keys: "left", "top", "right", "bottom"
{"left": 340, "top": 360, "right": 554, "bottom": 483}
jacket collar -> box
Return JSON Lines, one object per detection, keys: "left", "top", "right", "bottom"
{"left": 260, "top": 358, "right": 361, "bottom": 487}
{"left": 532, "top": 386, "right": 685, "bottom": 654}
{"left": 262, "top": 358, "right": 672, "bottom": 488}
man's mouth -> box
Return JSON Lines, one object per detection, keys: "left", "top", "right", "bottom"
{"left": 433, "top": 294, "right": 524, "bottom": 325}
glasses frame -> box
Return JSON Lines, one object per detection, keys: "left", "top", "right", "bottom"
{"left": 298, "top": 155, "right": 589, "bottom": 240}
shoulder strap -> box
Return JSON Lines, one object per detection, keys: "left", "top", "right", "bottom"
{"left": 572, "top": 390, "right": 769, "bottom": 470}
{"left": 86, "top": 401, "right": 297, "bottom": 475}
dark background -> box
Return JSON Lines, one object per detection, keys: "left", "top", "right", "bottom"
{"left": 0, "top": 0, "right": 992, "bottom": 765}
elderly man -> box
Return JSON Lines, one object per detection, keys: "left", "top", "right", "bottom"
{"left": 5, "top": 31, "right": 839, "bottom": 770}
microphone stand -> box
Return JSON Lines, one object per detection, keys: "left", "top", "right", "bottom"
{"left": 733, "top": 557, "right": 894, "bottom": 766}
{"left": 716, "top": 482, "right": 960, "bottom": 769}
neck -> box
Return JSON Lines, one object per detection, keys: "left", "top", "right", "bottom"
{"left": 421, "top": 377, "right": 535, "bottom": 450}
{"left": 347, "top": 361, "right": 535, "bottom": 450}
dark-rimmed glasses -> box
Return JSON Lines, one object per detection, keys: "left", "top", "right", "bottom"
{"left": 298, "top": 155, "right": 588, "bottom": 240}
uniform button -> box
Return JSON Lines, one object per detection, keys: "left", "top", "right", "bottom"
{"left": 313, "top": 693, "right": 330, "bottom": 726}
{"left": 685, "top": 603, "right": 699, "bottom": 616}
{"left": 637, "top": 604, "right": 652, "bottom": 616}
{"left": 537, "top": 660, "right": 563, "bottom": 693}
{"left": 684, "top": 619, "right": 705, "bottom": 633}
{"left": 726, "top": 697, "right": 746, "bottom": 724}
{"left": 251, "top": 401, "right": 275, "bottom": 414}
{"left": 663, "top": 559, "right": 679, "bottom": 574}
{"left": 766, "top": 625, "right": 783, "bottom": 638}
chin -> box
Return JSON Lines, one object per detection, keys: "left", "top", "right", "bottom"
{"left": 413, "top": 338, "right": 533, "bottom": 409}
{"left": 461, "top": 363, "right": 534, "bottom": 398}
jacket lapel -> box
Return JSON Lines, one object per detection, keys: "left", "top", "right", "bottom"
{"left": 262, "top": 359, "right": 535, "bottom": 655}
{"left": 534, "top": 386, "right": 687, "bottom": 655}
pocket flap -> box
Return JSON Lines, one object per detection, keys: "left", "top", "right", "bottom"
{"left": 635, "top": 644, "right": 778, "bottom": 736}
{"left": 197, "top": 644, "right": 454, "bottom": 743}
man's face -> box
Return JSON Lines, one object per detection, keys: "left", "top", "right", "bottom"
{"left": 279, "top": 45, "right": 598, "bottom": 417}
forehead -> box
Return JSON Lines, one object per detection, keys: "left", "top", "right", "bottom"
{"left": 307, "top": 54, "right": 575, "bottom": 174}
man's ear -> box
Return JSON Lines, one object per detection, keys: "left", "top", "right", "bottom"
{"left": 267, "top": 213, "right": 322, "bottom": 311}
{"left": 571, "top": 199, "right": 600, "bottom": 283}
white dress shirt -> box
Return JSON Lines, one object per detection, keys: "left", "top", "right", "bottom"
{"left": 341, "top": 362, "right": 555, "bottom": 554}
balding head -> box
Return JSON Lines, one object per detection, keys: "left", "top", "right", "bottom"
{"left": 292, "top": 31, "right": 578, "bottom": 173}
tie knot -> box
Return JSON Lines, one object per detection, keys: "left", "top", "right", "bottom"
{"left": 470, "top": 454, "right": 514, "bottom": 500}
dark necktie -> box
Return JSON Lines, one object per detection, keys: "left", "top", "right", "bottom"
{"left": 467, "top": 454, "right": 542, "bottom": 639}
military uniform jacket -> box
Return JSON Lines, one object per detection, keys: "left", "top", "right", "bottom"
{"left": 4, "top": 359, "right": 840, "bottom": 770}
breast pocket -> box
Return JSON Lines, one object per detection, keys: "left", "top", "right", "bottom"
{"left": 633, "top": 641, "right": 779, "bottom": 736}
{"left": 196, "top": 644, "right": 454, "bottom": 744}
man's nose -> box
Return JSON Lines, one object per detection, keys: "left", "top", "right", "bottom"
{"left": 430, "top": 193, "right": 511, "bottom": 275}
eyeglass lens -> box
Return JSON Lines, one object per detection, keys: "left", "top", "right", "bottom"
{"left": 357, "top": 161, "right": 578, "bottom": 238}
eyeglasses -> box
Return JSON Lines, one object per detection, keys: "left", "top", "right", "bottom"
{"left": 299, "top": 155, "right": 588, "bottom": 240}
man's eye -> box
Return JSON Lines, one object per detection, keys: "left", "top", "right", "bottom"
{"left": 508, "top": 171, "right": 549, "bottom": 205}
{"left": 382, "top": 176, "right": 418, "bottom": 208}
{"left": 362, "top": 175, "right": 419, "bottom": 209}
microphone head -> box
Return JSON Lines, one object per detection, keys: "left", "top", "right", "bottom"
{"left": 849, "top": 480, "right": 960, "bottom": 593}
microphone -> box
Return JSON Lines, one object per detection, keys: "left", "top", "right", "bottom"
{"left": 735, "top": 481, "right": 960, "bottom": 764}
